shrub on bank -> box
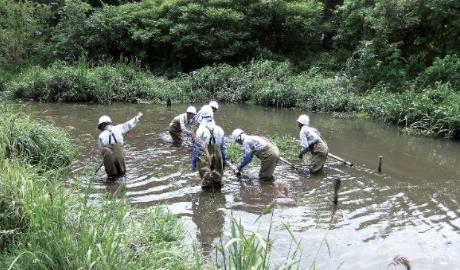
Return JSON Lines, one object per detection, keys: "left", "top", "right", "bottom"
{"left": 0, "top": 111, "right": 75, "bottom": 171}
{"left": 363, "top": 83, "right": 460, "bottom": 138}
{"left": 7, "top": 62, "right": 184, "bottom": 104}
{"left": 415, "top": 54, "right": 460, "bottom": 91}
{"left": 6, "top": 60, "right": 460, "bottom": 138}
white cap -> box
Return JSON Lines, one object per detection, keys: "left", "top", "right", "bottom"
{"left": 209, "top": 101, "right": 219, "bottom": 110}
{"left": 296, "top": 114, "right": 310, "bottom": 126}
{"left": 232, "top": 128, "right": 245, "bottom": 142}
{"left": 98, "top": 115, "right": 112, "bottom": 126}
{"left": 186, "top": 106, "right": 196, "bottom": 114}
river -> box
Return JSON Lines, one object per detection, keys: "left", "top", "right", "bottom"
{"left": 22, "top": 102, "right": 460, "bottom": 270}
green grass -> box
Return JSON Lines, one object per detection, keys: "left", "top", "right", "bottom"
{"left": 226, "top": 142, "right": 243, "bottom": 164}
{"left": 0, "top": 168, "right": 205, "bottom": 270}
{"left": 215, "top": 204, "right": 339, "bottom": 270}
{"left": 269, "top": 134, "right": 302, "bottom": 161}
{"left": 4, "top": 60, "right": 460, "bottom": 138}
{"left": 216, "top": 205, "right": 301, "bottom": 270}
{"left": 0, "top": 110, "right": 76, "bottom": 172}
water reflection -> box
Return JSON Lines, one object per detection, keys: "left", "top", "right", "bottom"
{"left": 192, "top": 191, "right": 226, "bottom": 255}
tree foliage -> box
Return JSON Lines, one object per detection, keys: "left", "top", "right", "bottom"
{"left": 1, "top": 0, "right": 459, "bottom": 92}
{"left": 0, "top": 0, "right": 50, "bottom": 70}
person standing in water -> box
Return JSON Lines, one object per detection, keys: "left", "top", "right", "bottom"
{"left": 231, "top": 129, "right": 280, "bottom": 181}
{"left": 97, "top": 112, "right": 143, "bottom": 179}
{"left": 192, "top": 105, "right": 227, "bottom": 189}
{"left": 168, "top": 106, "right": 197, "bottom": 146}
{"left": 297, "top": 114, "right": 328, "bottom": 173}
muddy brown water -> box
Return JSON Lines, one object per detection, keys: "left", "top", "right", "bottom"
{"left": 20, "top": 102, "right": 460, "bottom": 269}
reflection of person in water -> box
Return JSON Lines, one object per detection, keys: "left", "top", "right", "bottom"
{"left": 235, "top": 180, "right": 277, "bottom": 214}
{"left": 191, "top": 191, "right": 226, "bottom": 255}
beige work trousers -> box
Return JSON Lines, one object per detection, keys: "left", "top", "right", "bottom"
{"left": 254, "top": 143, "right": 280, "bottom": 181}
{"left": 169, "top": 121, "right": 183, "bottom": 146}
{"left": 310, "top": 139, "right": 328, "bottom": 173}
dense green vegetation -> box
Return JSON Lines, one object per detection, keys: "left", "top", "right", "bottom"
{"left": 5, "top": 60, "right": 459, "bottom": 138}
{"left": 0, "top": 110, "right": 206, "bottom": 269}
{"left": 1, "top": 0, "right": 459, "bottom": 138}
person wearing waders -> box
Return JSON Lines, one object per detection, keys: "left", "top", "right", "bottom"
{"left": 297, "top": 114, "right": 328, "bottom": 173}
{"left": 169, "top": 106, "right": 196, "bottom": 146}
{"left": 232, "top": 129, "right": 280, "bottom": 181}
{"left": 97, "top": 112, "right": 143, "bottom": 180}
{"left": 191, "top": 106, "right": 227, "bottom": 189}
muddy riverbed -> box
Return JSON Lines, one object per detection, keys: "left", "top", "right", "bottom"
{"left": 22, "top": 102, "right": 460, "bottom": 269}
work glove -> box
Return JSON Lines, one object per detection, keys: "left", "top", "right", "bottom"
{"left": 298, "top": 147, "right": 309, "bottom": 159}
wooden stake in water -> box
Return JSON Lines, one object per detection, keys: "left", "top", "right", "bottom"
{"left": 333, "top": 177, "right": 341, "bottom": 205}
{"left": 378, "top": 156, "right": 383, "bottom": 173}
{"left": 166, "top": 97, "right": 171, "bottom": 107}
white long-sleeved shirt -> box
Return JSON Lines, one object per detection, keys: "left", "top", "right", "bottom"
{"left": 170, "top": 113, "right": 194, "bottom": 134}
{"left": 242, "top": 135, "right": 268, "bottom": 154}
{"left": 97, "top": 116, "right": 140, "bottom": 149}
{"left": 238, "top": 135, "right": 269, "bottom": 170}
{"left": 195, "top": 123, "right": 224, "bottom": 146}
{"left": 299, "top": 126, "right": 321, "bottom": 150}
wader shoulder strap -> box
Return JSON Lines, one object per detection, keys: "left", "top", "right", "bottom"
{"left": 108, "top": 131, "right": 118, "bottom": 145}
{"left": 205, "top": 126, "right": 216, "bottom": 145}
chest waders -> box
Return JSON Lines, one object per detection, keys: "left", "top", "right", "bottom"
{"left": 169, "top": 119, "right": 183, "bottom": 146}
{"left": 309, "top": 137, "right": 328, "bottom": 174}
{"left": 254, "top": 140, "right": 280, "bottom": 181}
{"left": 198, "top": 127, "right": 224, "bottom": 189}
{"left": 101, "top": 132, "right": 126, "bottom": 180}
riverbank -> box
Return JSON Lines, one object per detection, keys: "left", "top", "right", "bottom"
{"left": 3, "top": 60, "right": 459, "bottom": 139}
{"left": 0, "top": 110, "right": 206, "bottom": 269}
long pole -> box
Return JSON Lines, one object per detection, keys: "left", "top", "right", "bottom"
{"left": 328, "top": 153, "right": 353, "bottom": 167}
{"left": 289, "top": 137, "right": 353, "bottom": 167}
{"left": 279, "top": 157, "right": 295, "bottom": 167}
{"left": 95, "top": 162, "right": 103, "bottom": 174}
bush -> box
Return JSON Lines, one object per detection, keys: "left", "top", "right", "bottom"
{"left": 344, "top": 40, "right": 407, "bottom": 92}
{"left": 180, "top": 64, "right": 249, "bottom": 103}
{"left": 415, "top": 54, "right": 460, "bottom": 91}
{"left": 362, "top": 83, "right": 460, "bottom": 138}
{"left": 7, "top": 62, "right": 184, "bottom": 104}
{"left": 0, "top": 0, "right": 51, "bottom": 71}
{"left": 0, "top": 111, "right": 76, "bottom": 171}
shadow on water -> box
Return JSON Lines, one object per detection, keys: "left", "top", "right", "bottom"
{"left": 20, "top": 102, "right": 460, "bottom": 270}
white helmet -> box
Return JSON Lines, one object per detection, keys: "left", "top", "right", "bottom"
{"left": 186, "top": 106, "right": 196, "bottom": 114}
{"left": 296, "top": 114, "right": 310, "bottom": 126}
{"left": 232, "top": 128, "right": 245, "bottom": 142}
{"left": 98, "top": 115, "right": 112, "bottom": 126}
{"left": 200, "top": 105, "right": 214, "bottom": 119}
{"left": 209, "top": 101, "right": 219, "bottom": 110}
